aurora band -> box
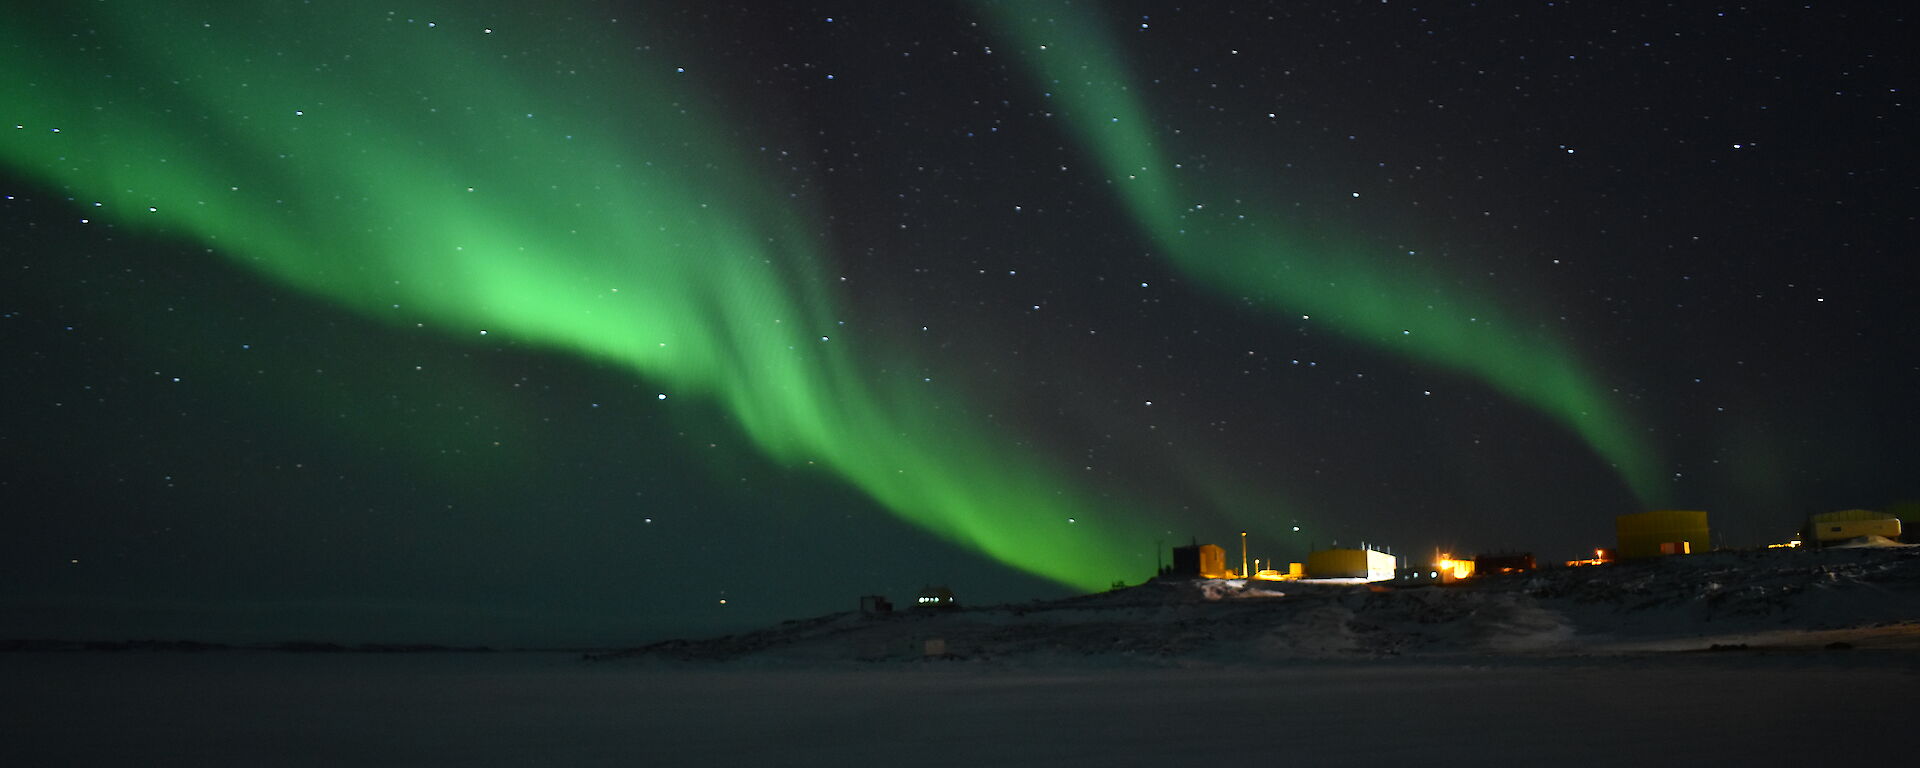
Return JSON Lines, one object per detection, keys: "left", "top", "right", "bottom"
{"left": 982, "top": 2, "right": 1664, "bottom": 506}
{"left": 0, "top": 2, "right": 1153, "bottom": 590}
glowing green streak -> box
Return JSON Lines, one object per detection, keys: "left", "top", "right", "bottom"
{"left": 0, "top": 3, "right": 1145, "bottom": 590}
{"left": 984, "top": 3, "right": 1662, "bottom": 504}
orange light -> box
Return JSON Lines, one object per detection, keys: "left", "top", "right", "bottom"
{"left": 1565, "top": 549, "right": 1611, "bottom": 567}
{"left": 1434, "top": 554, "right": 1474, "bottom": 581}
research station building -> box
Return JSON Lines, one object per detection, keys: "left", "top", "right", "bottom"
{"left": 1306, "top": 547, "right": 1397, "bottom": 582}
{"left": 1615, "top": 509, "right": 1710, "bottom": 558}
{"left": 1806, "top": 509, "right": 1902, "bottom": 546}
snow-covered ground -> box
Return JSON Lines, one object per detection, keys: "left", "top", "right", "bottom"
{"left": 7, "top": 547, "right": 1917, "bottom": 765}
{"left": 600, "top": 546, "right": 1920, "bottom": 663}
{"left": 4, "top": 650, "right": 1916, "bottom": 765}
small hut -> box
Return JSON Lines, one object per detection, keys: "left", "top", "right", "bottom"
{"left": 1168, "top": 542, "right": 1228, "bottom": 579}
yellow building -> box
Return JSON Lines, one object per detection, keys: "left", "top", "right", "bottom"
{"left": 1196, "top": 544, "right": 1227, "bottom": 578}
{"left": 1170, "top": 543, "right": 1229, "bottom": 578}
{"left": 1306, "top": 547, "right": 1397, "bottom": 582}
{"left": 1615, "top": 509, "right": 1710, "bottom": 559}
{"left": 1808, "top": 509, "right": 1902, "bottom": 545}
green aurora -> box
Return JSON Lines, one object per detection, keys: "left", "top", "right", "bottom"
{"left": 1, "top": 3, "right": 1668, "bottom": 595}
{"left": 982, "top": 3, "right": 1664, "bottom": 505}
{"left": 0, "top": 3, "right": 1161, "bottom": 590}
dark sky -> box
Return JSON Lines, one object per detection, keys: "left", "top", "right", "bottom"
{"left": 2, "top": 1, "right": 1913, "bottom": 646}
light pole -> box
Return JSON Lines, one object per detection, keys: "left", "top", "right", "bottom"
{"left": 1240, "top": 531, "right": 1248, "bottom": 579}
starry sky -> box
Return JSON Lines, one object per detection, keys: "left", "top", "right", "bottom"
{"left": 3, "top": 1, "right": 1913, "bottom": 647}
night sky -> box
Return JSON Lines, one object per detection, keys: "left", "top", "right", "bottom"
{"left": 3, "top": 1, "right": 1913, "bottom": 647}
